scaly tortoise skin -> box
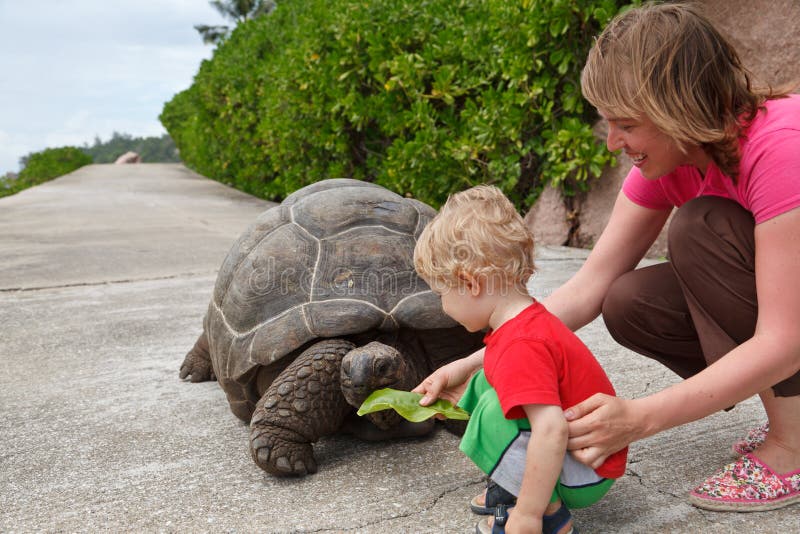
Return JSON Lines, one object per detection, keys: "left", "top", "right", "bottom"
{"left": 180, "top": 179, "right": 483, "bottom": 476}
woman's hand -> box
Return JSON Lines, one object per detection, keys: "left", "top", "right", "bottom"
{"left": 563, "top": 393, "right": 648, "bottom": 469}
{"left": 412, "top": 351, "right": 483, "bottom": 407}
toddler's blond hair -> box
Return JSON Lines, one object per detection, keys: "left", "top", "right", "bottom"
{"left": 414, "top": 185, "right": 535, "bottom": 291}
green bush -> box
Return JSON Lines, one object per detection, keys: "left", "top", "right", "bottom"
{"left": 162, "top": 0, "right": 629, "bottom": 209}
{"left": 2, "top": 147, "right": 92, "bottom": 198}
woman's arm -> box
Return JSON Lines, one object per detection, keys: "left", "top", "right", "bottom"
{"left": 566, "top": 207, "right": 800, "bottom": 467}
{"left": 541, "top": 192, "right": 671, "bottom": 330}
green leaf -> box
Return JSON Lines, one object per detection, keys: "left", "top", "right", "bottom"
{"left": 357, "top": 388, "right": 470, "bottom": 422}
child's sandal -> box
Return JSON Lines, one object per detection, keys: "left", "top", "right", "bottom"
{"left": 474, "top": 503, "right": 578, "bottom": 534}
{"left": 470, "top": 480, "right": 517, "bottom": 515}
{"left": 474, "top": 504, "right": 511, "bottom": 534}
{"left": 543, "top": 503, "right": 578, "bottom": 534}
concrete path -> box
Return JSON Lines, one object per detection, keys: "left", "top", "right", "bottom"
{"left": 0, "top": 164, "right": 795, "bottom": 532}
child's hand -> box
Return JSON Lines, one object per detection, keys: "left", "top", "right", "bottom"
{"left": 412, "top": 355, "right": 480, "bottom": 407}
{"left": 505, "top": 508, "right": 542, "bottom": 534}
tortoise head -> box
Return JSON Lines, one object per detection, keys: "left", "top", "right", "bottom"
{"left": 340, "top": 341, "right": 416, "bottom": 410}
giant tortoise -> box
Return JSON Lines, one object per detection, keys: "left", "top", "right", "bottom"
{"left": 180, "top": 179, "right": 484, "bottom": 476}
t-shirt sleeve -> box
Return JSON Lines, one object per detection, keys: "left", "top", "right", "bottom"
{"left": 490, "top": 339, "right": 561, "bottom": 420}
{"left": 743, "top": 128, "right": 800, "bottom": 224}
{"left": 621, "top": 167, "right": 675, "bottom": 210}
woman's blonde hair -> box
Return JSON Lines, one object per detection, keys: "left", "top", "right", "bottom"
{"left": 581, "top": 2, "right": 786, "bottom": 180}
{"left": 414, "top": 185, "right": 535, "bottom": 291}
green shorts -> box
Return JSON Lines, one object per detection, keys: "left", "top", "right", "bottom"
{"left": 458, "top": 370, "right": 615, "bottom": 508}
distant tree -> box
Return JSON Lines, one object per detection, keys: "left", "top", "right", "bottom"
{"left": 195, "top": 0, "right": 275, "bottom": 45}
{"left": 81, "top": 133, "right": 180, "bottom": 163}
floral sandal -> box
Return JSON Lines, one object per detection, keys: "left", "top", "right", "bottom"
{"left": 470, "top": 480, "right": 517, "bottom": 515}
{"left": 689, "top": 453, "right": 800, "bottom": 511}
{"left": 731, "top": 421, "right": 768, "bottom": 456}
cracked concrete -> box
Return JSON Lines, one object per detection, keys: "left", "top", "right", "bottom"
{"left": 1, "top": 164, "right": 797, "bottom": 532}
{"left": 0, "top": 273, "right": 213, "bottom": 293}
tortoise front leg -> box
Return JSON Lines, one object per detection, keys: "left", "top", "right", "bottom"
{"left": 249, "top": 339, "right": 355, "bottom": 476}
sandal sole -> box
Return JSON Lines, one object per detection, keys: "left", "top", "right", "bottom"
{"left": 475, "top": 516, "right": 574, "bottom": 534}
{"left": 469, "top": 496, "right": 494, "bottom": 515}
{"left": 688, "top": 492, "right": 800, "bottom": 512}
{"left": 470, "top": 496, "right": 517, "bottom": 516}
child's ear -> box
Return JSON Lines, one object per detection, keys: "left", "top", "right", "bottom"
{"left": 457, "top": 272, "right": 482, "bottom": 297}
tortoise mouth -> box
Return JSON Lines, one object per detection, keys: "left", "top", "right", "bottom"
{"left": 341, "top": 375, "right": 409, "bottom": 407}
{"left": 340, "top": 342, "right": 409, "bottom": 407}
{"left": 341, "top": 385, "right": 372, "bottom": 408}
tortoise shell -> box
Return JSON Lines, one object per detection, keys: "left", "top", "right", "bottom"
{"left": 204, "top": 179, "right": 457, "bottom": 384}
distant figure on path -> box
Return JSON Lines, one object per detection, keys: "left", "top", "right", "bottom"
{"left": 114, "top": 151, "right": 141, "bottom": 164}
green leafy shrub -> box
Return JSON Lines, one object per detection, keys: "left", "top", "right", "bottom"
{"left": 2, "top": 147, "right": 92, "bottom": 198}
{"left": 162, "top": 0, "right": 629, "bottom": 209}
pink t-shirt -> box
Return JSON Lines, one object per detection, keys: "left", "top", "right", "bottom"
{"left": 622, "top": 94, "right": 800, "bottom": 224}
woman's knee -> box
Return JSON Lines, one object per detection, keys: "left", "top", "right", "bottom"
{"left": 668, "top": 196, "right": 754, "bottom": 269}
{"left": 601, "top": 272, "right": 644, "bottom": 344}
{"left": 601, "top": 263, "right": 688, "bottom": 351}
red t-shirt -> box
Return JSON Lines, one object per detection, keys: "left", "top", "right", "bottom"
{"left": 483, "top": 301, "right": 628, "bottom": 479}
{"left": 622, "top": 94, "right": 800, "bottom": 224}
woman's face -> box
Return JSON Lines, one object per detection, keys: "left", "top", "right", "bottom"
{"left": 599, "top": 110, "right": 708, "bottom": 179}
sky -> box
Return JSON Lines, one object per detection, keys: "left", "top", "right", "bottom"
{"left": 0, "top": 0, "right": 229, "bottom": 174}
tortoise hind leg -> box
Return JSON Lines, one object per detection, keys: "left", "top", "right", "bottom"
{"left": 179, "top": 331, "right": 216, "bottom": 382}
{"left": 249, "top": 339, "right": 355, "bottom": 476}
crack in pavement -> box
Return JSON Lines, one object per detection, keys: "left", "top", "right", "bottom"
{"left": 310, "top": 476, "right": 485, "bottom": 533}
{"left": 0, "top": 272, "right": 217, "bottom": 293}
{"left": 626, "top": 466, "right": 684, "bottom": 500}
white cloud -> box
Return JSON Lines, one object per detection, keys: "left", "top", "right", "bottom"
{"left": 63, "top": 110, "right": 93, "bottom": 132}
{"left": 0, "top": 0, "right": 229, "bottom": 173}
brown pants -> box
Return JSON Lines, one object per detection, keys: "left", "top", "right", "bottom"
{"left": 602, "top": 196, "right": 800, "bottom": 397}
